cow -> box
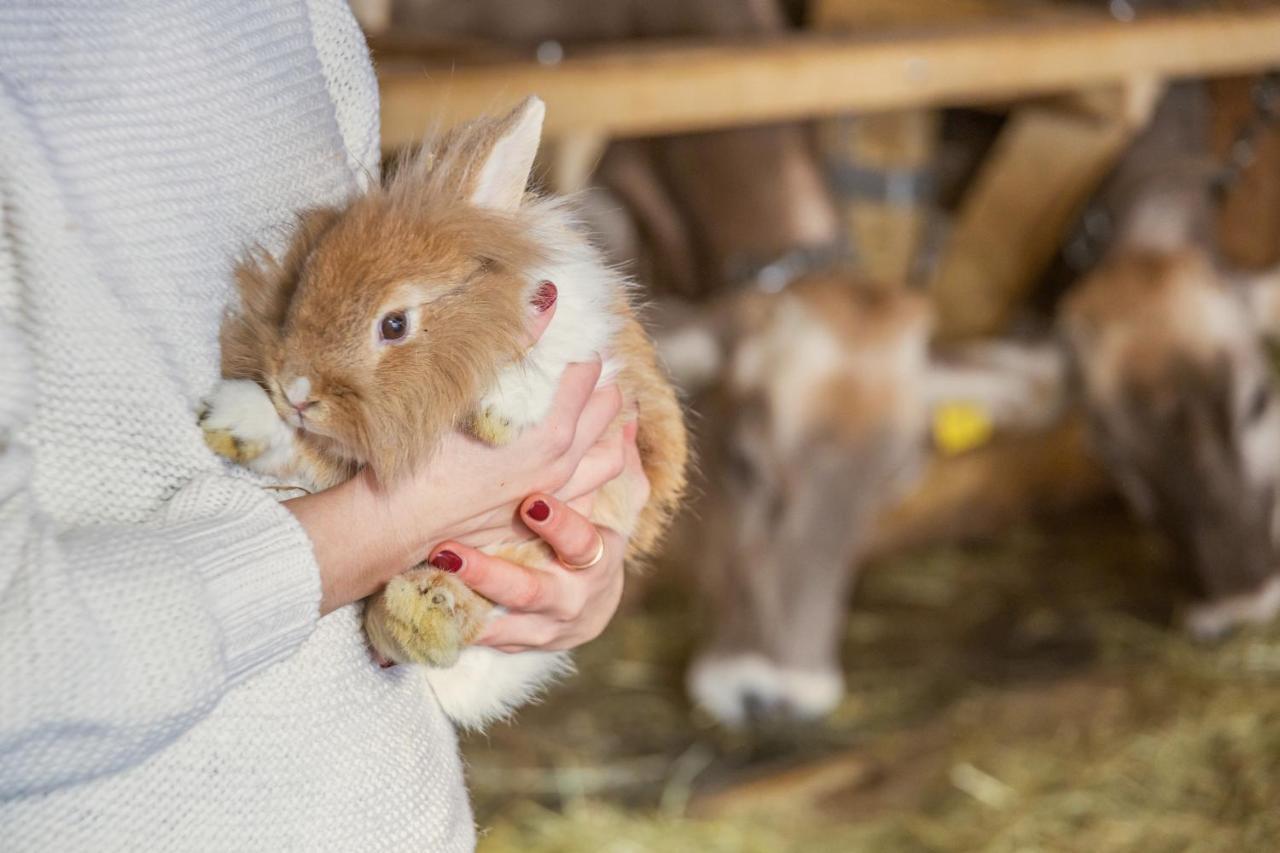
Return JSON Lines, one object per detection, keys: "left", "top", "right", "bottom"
{"left": 1061, "top": 85, "right": 1280, "bottom": 639}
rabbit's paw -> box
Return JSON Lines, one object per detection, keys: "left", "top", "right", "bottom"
{"left": 199, "top": 379, "right": 290, "bottom": 466}
{"left": 371, "top": 569, "right": 490, "bottom": 668}
{"left": 468, "top": 406, "right": 517, "bottom": 446}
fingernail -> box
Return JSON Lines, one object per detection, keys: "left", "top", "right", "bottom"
{"left": 531, "top": 280, "right": 557, "bottom": 313}
{"left": 526, "top": 499, "right": 551, "bottom": 523}
{"left": 430, "top": 550, "right": 463, "bottom": 573}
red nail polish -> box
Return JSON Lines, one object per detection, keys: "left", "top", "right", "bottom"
{"left": 531, "top": 280, "right": 557, "bottom": 313}
{"left": 526, "top": 499, "right": 551, "bottom": 522}
{"left": 430, "top": 550, "right": 463, "bottom": 573}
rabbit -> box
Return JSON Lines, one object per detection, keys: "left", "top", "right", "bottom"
{"left": 198, "top": 97, "right": 688, "bottom": 728}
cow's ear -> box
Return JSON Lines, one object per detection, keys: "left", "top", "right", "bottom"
{"left": 651, "top": 298, "right": 732, "bottom": 397}
{"left": 1236, "top": 265, "right": 1280, "bottom": 342}
{"left": 923, "top": 340, "right": 1069, "bottom": 433}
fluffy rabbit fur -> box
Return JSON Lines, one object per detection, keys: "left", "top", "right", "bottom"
{"left": 200, "top": 97, "right": 688, "bottom": 728}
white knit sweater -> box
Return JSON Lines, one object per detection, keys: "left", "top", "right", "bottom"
{"left": 0, "top": 2, "right": 475, "bottom": 849}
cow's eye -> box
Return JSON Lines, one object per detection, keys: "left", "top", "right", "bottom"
{"left": 725, "top": 444, "right": 758, "bottom": 485}
{"left": 379, "top": 311, "right": 409, "bottom": 342}
{"left": 1247, "top": 383, "right": 1273, "bottom": 425}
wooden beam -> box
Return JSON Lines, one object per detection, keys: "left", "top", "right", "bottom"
{"left": 379, "top": 7, "right": 1280, "bottom": 149}
{"left": 811, "top": 0, "right": 1061, "bottom": 31}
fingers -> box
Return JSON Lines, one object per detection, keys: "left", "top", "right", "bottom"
{"left": 520, "top": 281, "right": 558, "bottom": 348}
{"left": 475, "top": 529, "right": 627, "bottom": 650}
{"left": 534, "top": 360, "right": 604, "bottom": 463}
{"left": 564, "top": 383, "right": 622, "bottom": 463}
{"left": 565, "top": 492, "right": 595, "bottom": 518}
{"left": 553, "top": 421, "right": 626, "bottom": 504}
{"left": 519, "top": 494, "right": 605, "bottom": 570}
{"left": 429, "top": 542, "right": 561, "bottom": 613}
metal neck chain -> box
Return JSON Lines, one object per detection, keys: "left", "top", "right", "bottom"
{"left": 724, "top": 242, "right": 854, "bottom": 294}
{"left": 1211, "top": 71, "right": 1280, "bottom": 201}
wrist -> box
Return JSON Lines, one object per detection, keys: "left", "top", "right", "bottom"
{"left": 286, "top": 474, "right": 430, "bottom": 615}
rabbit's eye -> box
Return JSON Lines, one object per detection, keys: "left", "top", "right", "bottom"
{"left": 379, "top": 311, "right": 409, "bottom": 342}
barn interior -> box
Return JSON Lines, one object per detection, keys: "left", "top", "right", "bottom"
{"left": 360, "top": 1, "right": 1280, "bottom": 849}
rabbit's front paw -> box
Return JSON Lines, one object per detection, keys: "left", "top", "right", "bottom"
{"left": 199, "top": 379, "right": 289, "bottom": 465}
{"left": 467, "top": 406, "right": 517, "bottom": 446}
{"left": 366, "top": 569, "right": 490, "bottom": 668}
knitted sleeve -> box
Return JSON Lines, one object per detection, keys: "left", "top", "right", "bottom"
{"left": 0, "top": 117, "right": 323, "bottom": 800}
{"left": 0, "top": 334, "right": 323, "bottom": 800}
{"left": 0, "top": 325, "right": 325, "bottom": 800}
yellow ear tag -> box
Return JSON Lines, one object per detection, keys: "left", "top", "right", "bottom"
{"left": 933, "top": 401, "right": 994, "bottom": 456}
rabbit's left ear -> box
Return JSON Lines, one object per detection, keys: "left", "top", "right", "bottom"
{"left": 468, "top": 96, "right": 545, "bottom": 211}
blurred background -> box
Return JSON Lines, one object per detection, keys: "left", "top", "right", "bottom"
{"left": 359, "top": 1, "right": 1280, "bottom": 849}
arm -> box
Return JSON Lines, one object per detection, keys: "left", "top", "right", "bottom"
{"left": 0, "top": 343, "right": 625, "bottom": 796}
{"left": 0, "top": 320, "right": 323, "bottom": 799}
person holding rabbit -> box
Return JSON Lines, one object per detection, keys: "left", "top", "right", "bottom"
{"left": 0, "top": 2, "right": 647, "bottom": 850}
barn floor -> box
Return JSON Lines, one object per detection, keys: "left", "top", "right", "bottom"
{"left": 462, "top": 503, "right": 1280, "bottom": 852}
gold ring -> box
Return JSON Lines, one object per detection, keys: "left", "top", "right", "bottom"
{"left": 561, "top": 531, "right": 606, "bottom": 570}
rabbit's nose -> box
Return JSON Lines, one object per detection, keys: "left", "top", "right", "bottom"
{"left": 284, "top": 376, "right": 314, "bottom": 411}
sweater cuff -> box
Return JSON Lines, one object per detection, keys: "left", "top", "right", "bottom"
{"left": 167, "top": 476, "right": 322, "bottom": 686}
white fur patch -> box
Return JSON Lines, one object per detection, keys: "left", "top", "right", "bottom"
{"left": 658, "top": 323, "right": 723, "bottom": 395}
{"left": 201, "top": 378, "right": 297, "bottom": 474}
{"left": 284, "top": 376, "right": 311, "bottom": 408}
{"left": 1185, "top": 575, "right": 1280, "bottom": 641}
{"left": 687, "top": 652, "right": 844, "bottom": 728}
{"left": 476, "top": 198, "right": 626, "bottom": 432}
{"left": 731, "top": 297, "right": 844, "bottom": 454}
{"left": 421, "top": 647, "right": 573, "bottom": 730}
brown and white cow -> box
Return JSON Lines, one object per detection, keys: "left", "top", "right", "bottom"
{"left": 1060, "top": 85, "right": 1280, "bottom": 639}
{"left": 1062, "top": 249, "right": 1280, "bottom": 639}
{"left": 661, "top": 276, "right": 1064, "bottom": 726}
{"left": 660, "top": 275, "right": 932, "bottom": 725}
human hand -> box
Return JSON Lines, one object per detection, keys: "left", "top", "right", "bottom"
{"left": 426, "top": 420, "right": 648, "bottom": 652}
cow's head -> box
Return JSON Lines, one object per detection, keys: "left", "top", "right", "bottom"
{"left": 1062, "top": 248, "right": 1280, "bottom": 639}
{"left": 661, "top": 274, "right": 932, "bottom": 726}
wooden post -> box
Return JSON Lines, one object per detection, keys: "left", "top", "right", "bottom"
{"left": 539, "top": 131, "right": 608, "bottom": 195}
{"left": 1211, "top": 76, "right": 1280, "bottom": 270}
{"left": 819, "top": 111, "right": 939, "bottom": 286}
{"left": 930, "top": 78, "right": 1161, "bottom": 339}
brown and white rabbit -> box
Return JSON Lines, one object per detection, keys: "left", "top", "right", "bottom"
{"left": 199, "top": 97, "right": 688, "bottom": 728}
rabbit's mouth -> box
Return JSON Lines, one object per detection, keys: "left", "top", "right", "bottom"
{"left": 296, "top": 425, "right": 367, "bottom": 473}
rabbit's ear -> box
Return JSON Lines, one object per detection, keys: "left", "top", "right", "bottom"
{"left": 467, "top": 96, "right": 545, "bottom": 211}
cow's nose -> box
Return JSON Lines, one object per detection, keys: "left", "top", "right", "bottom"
{"left": 740, "top": 689, "right": 789, "bottom": 726}
{"left": 687, "top": 653, "right": 844, "bottom": 729}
